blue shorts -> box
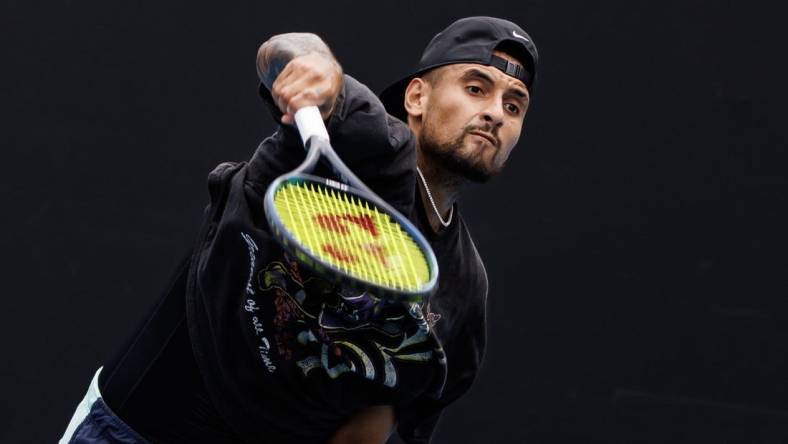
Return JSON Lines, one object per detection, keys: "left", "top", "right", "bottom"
{"left": 59, "top": 368, "right": 151, "bottom": 444}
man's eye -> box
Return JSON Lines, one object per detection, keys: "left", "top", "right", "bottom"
{"left": 505, "top": 103, "right": 520, "bottom": 115}
{"left": 466, "top": 85, "right": 484, "bottom": 95}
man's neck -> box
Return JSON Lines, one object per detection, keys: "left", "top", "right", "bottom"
{"left": 416, "top": 153, "right": 464, "bottom": 233}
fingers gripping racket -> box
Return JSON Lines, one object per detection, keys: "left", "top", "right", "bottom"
{"left": 263, "top": 106, "right": 438, "bottom": 302}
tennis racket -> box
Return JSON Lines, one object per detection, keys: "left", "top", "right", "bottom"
{"left": 263, "top": 105, "right": 438, "bottom": 303}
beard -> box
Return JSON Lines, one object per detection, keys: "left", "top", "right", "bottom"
{"left": 418, "top": 120, "right": 502, "bottom": 183}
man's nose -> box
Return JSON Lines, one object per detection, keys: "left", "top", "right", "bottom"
{"left": 480, "top": 95, "right": 505, "bottom": 127}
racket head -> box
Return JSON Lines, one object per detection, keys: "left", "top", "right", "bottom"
{"left": 264, "top": 173, "right": 438, "bottom": 302}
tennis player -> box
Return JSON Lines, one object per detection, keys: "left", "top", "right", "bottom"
{"left": 60, "top": 16, "right": 537, "bottom": 444}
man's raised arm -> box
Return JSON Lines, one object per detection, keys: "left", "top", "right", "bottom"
{"left": 249, "top": 32, "right": 417, "bottom": 217}
{"left": 256, "top": 33, "right": 344, "bottom": 124}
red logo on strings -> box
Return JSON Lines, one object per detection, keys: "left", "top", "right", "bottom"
{"left": 314, "top": 213, "right": 388, "bottom": 267}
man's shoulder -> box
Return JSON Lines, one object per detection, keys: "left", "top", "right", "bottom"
{"left": 329, "top": 74, "right": 415, "bottom": 154}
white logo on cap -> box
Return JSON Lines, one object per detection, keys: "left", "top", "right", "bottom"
{"left": 512, "top": 30, "right": 530, "bottom": 42}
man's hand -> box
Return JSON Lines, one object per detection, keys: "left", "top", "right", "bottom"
{"left": 257, "top": 33, "right": 344, "bottom": 125}
{"left": 328, "top": 405, "right": 395, "bottom": 444}
{"left": 272, "top": 52, "right": 343, "bottom": 124}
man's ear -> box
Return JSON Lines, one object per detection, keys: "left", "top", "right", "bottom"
{"left": 403, "top": 78, "right": 429, "bottom": 120}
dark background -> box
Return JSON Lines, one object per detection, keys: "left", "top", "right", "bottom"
{"left": 3, "top": 0, "right": 788, "bottom": 442}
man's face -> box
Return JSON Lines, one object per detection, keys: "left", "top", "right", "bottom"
{"left": 414, "top": 51, "right": 530, "bottom": 182}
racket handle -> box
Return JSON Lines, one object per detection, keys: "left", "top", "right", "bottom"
{"left": 294, "top": 106, "right": 330, "bottom": 147}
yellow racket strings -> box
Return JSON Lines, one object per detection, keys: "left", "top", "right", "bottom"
{"left": 273, "top": 181, "right": 430, "bottom": 291}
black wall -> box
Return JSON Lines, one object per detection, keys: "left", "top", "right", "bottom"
{"left": 3, "top": 0, "right": 787, "bottom": 442}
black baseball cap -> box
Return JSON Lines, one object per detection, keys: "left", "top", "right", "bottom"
{"left": 379, "top": 16, "right": 538, "bottom": 121}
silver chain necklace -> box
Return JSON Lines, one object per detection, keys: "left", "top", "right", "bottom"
{"left": 416, "top": 166, "right": 453, "bottom": 227}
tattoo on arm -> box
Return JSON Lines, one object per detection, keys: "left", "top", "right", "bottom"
{"left": 257, "top": 33, "right": 335, "bottom": 90}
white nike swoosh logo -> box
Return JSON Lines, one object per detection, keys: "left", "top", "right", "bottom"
{"left": 512, "top": 30, "right": 530, "bottom": 42}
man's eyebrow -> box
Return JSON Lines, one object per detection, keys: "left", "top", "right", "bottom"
{"left": 508, "top": 87, "right": 530, "bottom": 102}
{"left": 460, "top": 67, "right": 529, "bottom": 101}
{"left": 459, "top": 68, "right": 496, "bottom": 85}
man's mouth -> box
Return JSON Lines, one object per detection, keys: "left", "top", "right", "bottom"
{"left": 468, "top": 131, "right": 497, "bottom": 147}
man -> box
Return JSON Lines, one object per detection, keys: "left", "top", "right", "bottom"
{"left": 60, "top": 16, "right": 537, "bottom": 444}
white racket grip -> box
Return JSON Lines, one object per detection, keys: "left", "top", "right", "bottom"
{"left": 294, "top": 106, "right": 330, "bottom": 146}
